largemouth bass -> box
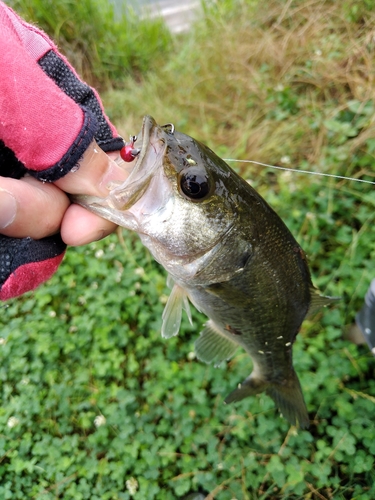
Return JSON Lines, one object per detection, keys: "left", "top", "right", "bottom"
{"left": 74, "top": 116, "right": 333, "bottom": 429}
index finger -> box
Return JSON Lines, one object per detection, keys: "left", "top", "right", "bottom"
{"left": 54, "top": 141, "right": 130, "bottom": 196}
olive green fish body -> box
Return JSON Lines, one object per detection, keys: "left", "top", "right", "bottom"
{"left": 73, "top": 116, "right": 333, "bottom": 429}
{"left": 175, "top": 177, "right": 313, "bottom": 427}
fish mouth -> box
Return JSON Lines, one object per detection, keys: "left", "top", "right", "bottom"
{"left": 72, "top": 116, "right": 169, "bottom": 226}
{"left": 108, "top": 115, "right": 167, "bottom": 210}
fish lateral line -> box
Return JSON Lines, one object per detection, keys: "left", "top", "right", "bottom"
{"left": 223, "top": 159, "right": 375, "bottom": 186}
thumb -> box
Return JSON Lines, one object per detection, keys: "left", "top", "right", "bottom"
{"left": 0, "top": 176, "right": 70, "bottom": 239}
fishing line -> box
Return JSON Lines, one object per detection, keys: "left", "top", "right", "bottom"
{"left": 223, "top": 159, "right": 375, "bottom": 185}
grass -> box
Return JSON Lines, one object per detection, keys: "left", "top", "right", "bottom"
{"left": 1, "top": 0, "right": 375, "bottom": 498}
{"left": 8, "top": 0, "right": 171, "bottom": 89}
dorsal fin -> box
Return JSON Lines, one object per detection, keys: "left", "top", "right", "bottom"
{"left": 307, "top": 286, "right": 340, "bottom": 317}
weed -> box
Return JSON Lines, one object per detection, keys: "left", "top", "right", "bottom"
{"left": 8, "top": 0, "right": 172, "bottom": 89}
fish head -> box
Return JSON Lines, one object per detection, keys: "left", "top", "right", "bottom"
{"left": 75, "top": 116, "right": 240, "bottom": 278}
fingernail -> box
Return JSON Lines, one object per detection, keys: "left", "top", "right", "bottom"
{"left": 0, "top": 190, "right": 17, "bottom": 229}
{"left": 100, "top": 161, "right": 128, "bottom": 194}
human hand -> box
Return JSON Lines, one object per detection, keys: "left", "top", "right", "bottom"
{"left": 0, "top": 2, "right": 129, "bottom": 300}
{"left": 0, "top": 142, "right": 131, "bottom": 301}
{"left": 0, "top": 141, "right": 129, "bottom": 246}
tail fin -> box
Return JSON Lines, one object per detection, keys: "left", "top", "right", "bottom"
{"left": 224, "top": 375, "right": 267, "bottom": 404}
{"left": 266, "top": 370, "right": 309, "bottom": 429}
{"left": 225, "top": 370, "right": 309, "bottom": 429}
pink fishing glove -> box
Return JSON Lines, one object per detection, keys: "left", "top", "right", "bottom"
{"left": 0, "top": 2, "right": 124, "bottom": 300}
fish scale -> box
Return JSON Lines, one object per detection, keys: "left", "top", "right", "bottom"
{"left": 73, "top": 115, "right": 336, "bottom": 429}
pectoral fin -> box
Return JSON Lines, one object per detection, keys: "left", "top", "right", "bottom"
{"left": 194, "top": 320, "right": 239, "bottom": 366}
{"left": 162, "top": 282, "right": 192, "bottom": 338}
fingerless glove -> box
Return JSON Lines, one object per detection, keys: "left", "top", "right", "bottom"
{"left": 0, "top": 2, "right": 123, "bottom": 300}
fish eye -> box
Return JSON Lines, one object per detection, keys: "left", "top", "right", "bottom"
{"left": 179, "top": 167, "right": 211, "bottom": 200}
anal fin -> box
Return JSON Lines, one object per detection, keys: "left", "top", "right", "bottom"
{"left": 194, "top": 320, "right": 239, "bottom": 366}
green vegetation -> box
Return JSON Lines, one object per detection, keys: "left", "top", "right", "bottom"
{"left": 8, "top": 0, "right": 171, "bottom": 88}
{"left": 1, "top": 0, "right": 375, "bottom": 498}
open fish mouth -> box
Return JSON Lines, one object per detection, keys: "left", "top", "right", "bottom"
{"left": 106, "top": 115, "right": 168, "bottom": 211}
{"left": 127, "top": 116, "right": 175, "bottom": 186}
{"left": 132, "top": 116, "right": 175, "bottom": 168}
{"left": 72, "top": 116, "right": 168, "bottom": 215}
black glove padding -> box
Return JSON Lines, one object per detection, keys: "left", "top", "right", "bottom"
{"left": 0, "top": 234, "right": 66, "bottom": 300}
